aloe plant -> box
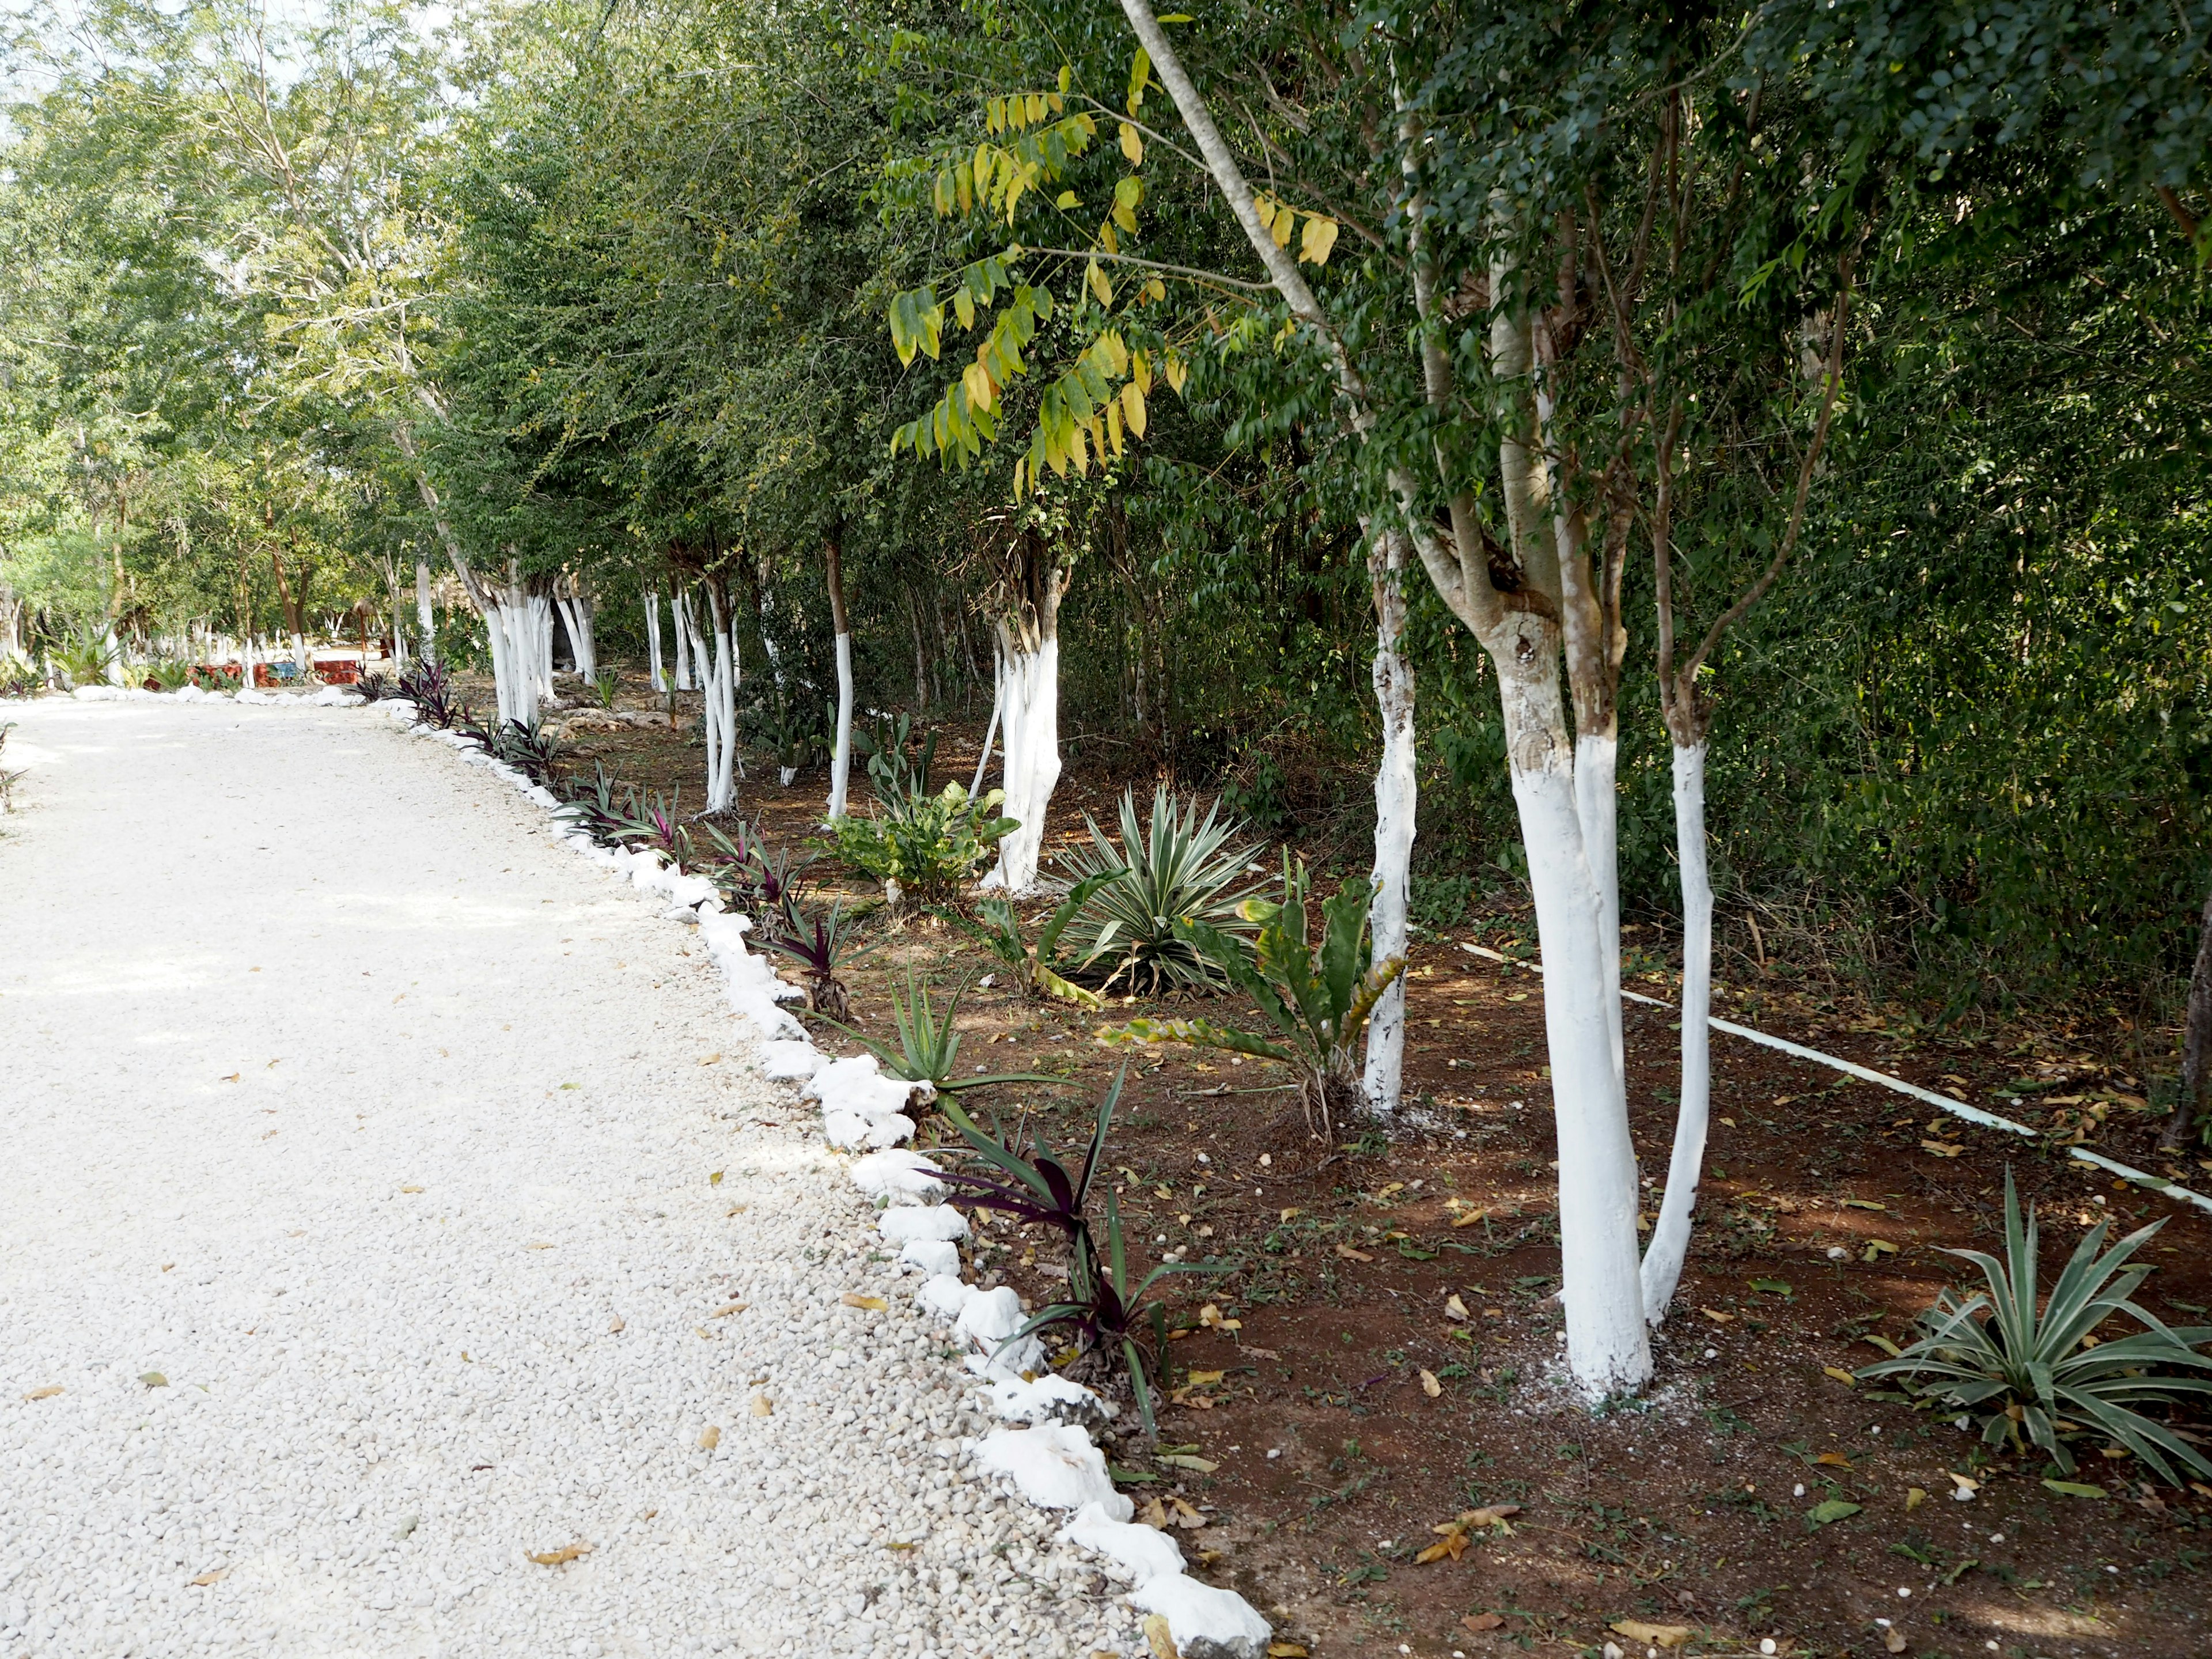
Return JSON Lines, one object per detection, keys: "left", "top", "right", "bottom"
{"left": 820, "top": 967, "right": 1060, "bottom": 1096}
{"left": 1857, "top": 1170, "right": 2212, "bottom": 1484}
{"left": 1057, "top": 785, "right": 1263, "bottom": 994}
{"left": 952, "top": 874, "right": 1122, "bottom": 1009}
{"left": 1102, "top": 858, "right": 1404, "bottom": 1139}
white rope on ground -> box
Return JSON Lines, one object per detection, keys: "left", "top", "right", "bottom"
{"left": 1457, "top": 941, "right": 2212, "bottom": 1218}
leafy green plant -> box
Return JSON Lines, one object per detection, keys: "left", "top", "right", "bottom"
{"left": 54, "top": 630, "right": 117, "bottom": 687}
{"left": 826, "top": 781, "right": 1015, "bottom": 907}
{"left": 0, "top": 656, "right": 38, "bottom": 698}
{"left": 854, "top": 711, "right": 937, "bottom": 806}
{"left": 556, "top": 763, "right": 629, "bottom": 846}
{"left": 821, "top": 966, "right": 1058, "bottom": 1095}
{"left": 1057, "top": 785, "right": 1263, "bottom": 994}
{"left": 1857, "top": 1171, "right": 2212, "bottom": 1484}
{"left": 938, "top": 1069, "right": 1223, "bottom": 1433}
{"left": 703, "top": 820, "right": 813, "bottom": 914}
{"left": 588, "top": 669, "right": 620, "bottom": 709}
{"left": 757, "top": 897, "right": 865, "bottom": 1022}
{"left": 743, "top": 688, "right": 829, "bottom": 778}
{"left": 492, "top": 720, "right": 560, "bottom": 787}
{"left": 612, "top": 788, "right": 696, "bottom": 870}
{"left": 1103, "top": 858, "right": 1405, "bottom": 1139}
{"left": 353, "top": 669, "right": 396, "bottom": 702}
{"left": 144, "top": 658, "right": 194, "bottom": 691}
{"left": 0, "top": 721, "right": 21, "bottom": 809}
{"left": 952, "top": 873, "right": 1122, "bottom": 1009}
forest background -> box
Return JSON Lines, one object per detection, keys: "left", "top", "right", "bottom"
{"left": 3, "top": 0, "right": 2207, "bottom": 1039}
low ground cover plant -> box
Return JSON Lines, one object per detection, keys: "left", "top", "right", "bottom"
{"left": 819, "top": 965, "right": 1058, "bottom": 1096}
{"left": 826, "top": 780, "right": 1014, "bottom": 907}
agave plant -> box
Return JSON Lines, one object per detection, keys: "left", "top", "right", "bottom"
{"left": 939, "top": 1070, "right": 1225, "bottom": 1432}
{"left": 953, "top": 874, "right": 1123, "bottom": 1009}
{"left": 756, "top": 897, "right": 865, "bottom": 1022}
{"left": 820, "top": 967, "right": 1060, "bottom": 1096}
{"left": 589, "top": 669, "right": 621, "bottom": 710}
{"left": 1102, "top": 858, "right": 1404, "bottom": 1139}
{"left": 1857, "top": 1171, "right": 2212, "bottom": 1484}
{"left": 54, "top": 629, "right": 118, "bottom": 687}
{"left": 1057, "top": 786, "right": 1264, "bottom": 994}
{"left": 145, "top": 658, "right": 195, "bottom": 691}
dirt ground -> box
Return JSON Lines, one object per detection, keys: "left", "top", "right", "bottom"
{"left": 521, "top": 671, "right": 2212, "bottom": 1659}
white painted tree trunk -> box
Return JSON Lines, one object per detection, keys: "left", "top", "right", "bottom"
{"left": 1511, "top": 744, "right": 1654, "bottom": 1397}
{"left": 415, "top": 560, "right": 436, "bottom": 666}
{"left": 290, "top": 631, "right": 309, "bottom": 675}
{"left": 529, "top": 594, "right": 555, "bottom": 703}
{"left": 557, "top": 590, "right": 596, "bottom": 680}
{"left": 1575, "top": 733, "right": 1626, "bottom": 1090}
{"left": 971, "top": 663, "right": 1003, "bottom": 800}
{"left": 645, "top": 584, "right": 666, "bottom": 693}
{"left": 1641, "top": 740, "right": 1714, "bottom": 1323}
{"left": 827, "top": 630, "right": 855, "bottom": 819}
{"left": 700, "top": 585, "right": 739, "bottom": 813}
{"left": 981, "top": 633, "right": 1060, "bottom": 895}
{"left": 1362, "top": 525, "right": 1417, "bottom": 1115}
{"left": 673, "top": 591, "right": 694, "bottom": 692}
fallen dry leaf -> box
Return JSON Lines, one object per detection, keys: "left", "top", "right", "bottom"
{"left": 1884, "top": 1627, "right": 1908, "bottom": 1653}
{"left": 1450, "top": 1206, "right": 1487, "bottom": 1228}
{"left": 1185, "top": 1370, "right": 1225, "bottom": 1387}
{"left": 1420, "top": 1369, "right": 1442, "bottom": 1398}
{"left": 399, "top": 1185, "right": 423, "bottom": 1194}
{"left": 1278, "top": 1207, "right": 1302, "bottom": 1222}
{"left": 1460, "top": 1612, "right": 1505, "bottom": 1633}
{"left": 840, "top": 1293, "right": 888, "bottom": 1312}
{"left": 608, "top": 1316, "right": 625, "bottom": 1334}
{"left": 695, "top": 1327, "right": 713, "bottom": 1339}
{"left": 1946, "top": 1470, "right": 1980, "bottom": 1495}
{"left": 1823, "top": 1366, "right": 1858, "bottom": 1385}
{"left": 1921, "top": 1139, "right": 1964, "bottom": 1158}
{"left": 751, "top": 1395, "right": 774, "bottom": 1416}
{"left": 527, "top": 1242, "right": 555, "bottom": 1250}
{"left": 528, "top": 1543, "right": 593, "bottom": 1567}
{"left": 698, "top": 1426, "right": 720, "bottom": 1451}
{"left": 1700, "top": 1307, "right": 1736, "bottom": 1324}
{"left": 1142, "top": 1612, "right": 1181, "bottom": 1659}
{"left": 1610, "top": 1619, "right": 1693, "bottom": 1649}
{"left": 1333, "top": 1241, "right": 1374, "bottom": 1263}
{"left": 709, "top": 1171, "right": 724, "bottom": 1186}
{"left": 1241, "top": 1345, "right": 1280, "bottom": 1360}
{"left": 710, "top": 1302, "right": 747, "bottom": 1318}
{"left": 1158, "top": 1453, "right": 1218, "bottom": 1474}
{"left": 1444, "top": 1293, "right": 1469, "bottom": 1321}
{"left": 1267, "top": 1645, "right": 1309, "bottom": 1658}
{"left": 22, "top": 1386, "right": 62, "bottom": 1401}
{"left": 1906, "top": 1486, "right": 1927, "bottom": 1512}
{"left": 699, "top": 1054, "right": 721, "bottom": 1066}
{"left": 1815, "top": 1450, "right": 1853, "bottom": 1468}
{"left": 188, "top": 1569, "right": 227, "bottom": 1587}
{"left": 139, "top": 1372, "right": 167, "bottom": 1388}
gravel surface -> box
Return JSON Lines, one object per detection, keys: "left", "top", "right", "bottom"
{"left": 0, "top": 698, "right": 1137, "bottom": 1658}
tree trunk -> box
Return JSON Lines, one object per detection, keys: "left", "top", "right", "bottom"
{"left": 972, "top": 658, "right": 1003, "bottom": 800}
{"left": 415, "top": 560, "right": 435, "bottom": 666}
{"left": 673, "top": 588, "right": 695, "bottom": 692}
{"left": 2162, "top": 886, "right": 2212, "bottom": 1149}
{"left": 1641, "top": 739, "right": 1713, "bottom": 1320}
{"left": 980, "top": 533, "right": 1066, "bottom": 896}
{"left": 645, "top": 581, "right": 666, "bottom": 693}
{"left": 825, "top": 528, "right": 855, "bottom": 820}
{"left": 268, "top": 547, "right": 308, "bottom": 672}
{"left": 1363, "top": 524, "right": 1418, "bottom": 1115}
{"left": 556, "top": 579, "right": 596, "bottom": 680}
{"left": 701, "top": 578, "right": 739, "bottom": 814}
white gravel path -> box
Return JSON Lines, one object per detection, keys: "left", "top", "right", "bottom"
{"left": 0, "top": 698, "right": 1142, "bottom": 1659}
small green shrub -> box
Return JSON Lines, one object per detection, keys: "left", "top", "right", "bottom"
{"left": 820, "top": 967, "right": 1058, "bottom": 1095}
{"left": 952, "top": 873, "right": 1122, "bottom": 1009}
{"left": 826, "top": 781, "right": 1014, "bottom": 906}
{"left": 1857, "top": 1171, "right": 2212, "bottom": 1484}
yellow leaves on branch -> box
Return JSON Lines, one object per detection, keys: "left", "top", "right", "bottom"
{"left": 1252, "top": 192, "right": 1340, "bottom": 266}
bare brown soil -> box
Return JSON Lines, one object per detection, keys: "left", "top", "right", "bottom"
{"left": 518, "top": 671, "right": 2212, "bottom": 1659}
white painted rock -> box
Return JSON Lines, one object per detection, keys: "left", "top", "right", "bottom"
{"left": 1128, "top": 1573, "right": 1273, "bottom": 1659}
{"left": 850, "top": 1149, "right": 945, "bottom": 1205}
{"left": 986, "top": 1371, "right": 1113, "bottom": 1428}
{"left": 879, "top": 1206, "right": 967, "bottom": 1245}
{"left": 975, "top": 1424, "right": 1129, "bottom": 1516}
{"left": 918, "top": 1276, "right": 977, "bottom": 1319}
{"left": 1060, "top": 1500, "right": 1182, "bottom": 1585}
{"left": 757, "top": 1040, "right": 825, "bottom": 1081}
{"left": 956, "top": 1285, "right": 1046, "bottom": 1378}
{"left": 808, "top": 1055, "right": 923, "bottom": 1120}
{"left": 899, "top": 1238, "right": 961, "bottom": 1277}
{"left": 824, "top": 1109, "right": 912, "bottom": 1151}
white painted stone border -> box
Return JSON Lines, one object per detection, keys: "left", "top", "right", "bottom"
{"left": 1461, "top": 941, "right": 2212, "bottom": 1218}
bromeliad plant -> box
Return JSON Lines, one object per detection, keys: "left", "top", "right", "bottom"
{"left": 1101, "top": 858, "right": 1405, "bottom": 1140}
{"left": 397, "top": 659, "right": 460, "bottom": 728}
{"left": 953, "top": 873, "right": 1123, "bottom": 1009}
{"left": 1856, "top": 1171, "right": 2212, "bottom": 1484}
{"left": 704, "top": 820, "right": 813, "bottom": 915}
{"left": 1057, "top": 786, "right": 1263, "bottom": 995}
{"left": 820, "top": 965, "right": 1059, "bottom": 1096}
{"left": 939, "top": 1069, "right": 1226, "bottom": 1433}
{"left": 493, "top": 721, "right": 560, "bottom": 788}
{"left": 757, "top": 897, "right": 865, "bottom": 1022}
{"left": 612, "top": 788, "right": 696, "bottom": 870}
{"left": 556, "top": 764, "right": 629, "bottom": 847}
